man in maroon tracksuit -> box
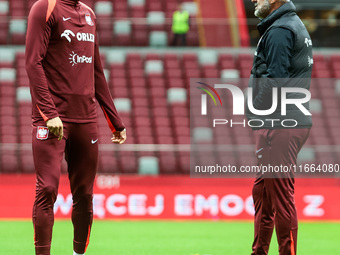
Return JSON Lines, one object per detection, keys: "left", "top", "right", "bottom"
{"left": 26, "top": 0, "right": 126, "bottom": 254}
{"left": 246, "top": 0, "right": 313, "bottom": 254}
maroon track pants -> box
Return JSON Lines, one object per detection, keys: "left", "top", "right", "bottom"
{"left": 32, "top": 122, "right": 98, "bottom": 255}
{"left": 251, "top": 128, "right": 310, "bottom": 255}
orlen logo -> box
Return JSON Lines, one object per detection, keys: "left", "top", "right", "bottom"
{"left": 69, "top": 51, "right": 92, "bottom": 66}
{"left": 61, "top": 29, "right": 75, "bottom": 43}
{"left": 61, "top": 29, "right": 95, "bottom": 43}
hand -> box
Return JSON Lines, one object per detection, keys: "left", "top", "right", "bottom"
{"left": 111, "top": 128, "right": 126, "bottom": 144}
{"left": 46, "top": 117, "right": 63, "bottom": 141}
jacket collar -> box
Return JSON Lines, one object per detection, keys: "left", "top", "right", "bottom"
{"left": 257, "top": 1, "right": 296, "bottom": 36}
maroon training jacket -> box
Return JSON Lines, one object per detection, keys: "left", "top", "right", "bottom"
{"left": 25, "top": 0, "right": 125, "bottom": 132}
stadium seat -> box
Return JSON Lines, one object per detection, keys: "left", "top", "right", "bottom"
{"left": 138, "top": 156, "right": 159, "bottom": 175}
{"left": 128, "top": 0, "right": 145, "bottom": 6}
{"left": 1, "top": 151, "right": 19, "bottom": 173}
{"left": 0, "top": 1, "right": 9, "bottom": 15}
{"left": 309, "top": 99, "right": 322, "bottom": 114}
{"left": 149, "top": 31, "right": 168, "bottom": 47}
{"left": 0, "top": 68, "right": 16, "bottom": 81}
{"left": 114, "top": 20, "right": 132, "bottom": 46}
{"left": 9, "top": 19, "right": 26, "bottom": 44}
{"left": 145, "top": 60, "right": 164, "bottom": 74}
{"left": 94, "top": 1, "right": 113, "bottom": 17}
{"left": 117, "top": 154, "right": 138, "bottom": 174}
{"left": 20, "top": 151, "right": 35, "bottom": 173}
{"left": 106, "top": 50, "right": 126, "bottom": 65}
{"left": 159, "top": 152, "right": 177, "bottom": 174}
{"left": 335, "top": 80, "right": 340, "bottom": 94}
{"left": 198, "top": 50, "right": 218, "bottom": 65}
{"left": 98, "top": 152, "right": 119, "bottom": 173}
{"left": 192, "top": 127, "right": 213, "bottom": 143}
{"left": 181, "top": 1, "right": 198, "bottom": 16}
{"left": 297, "top": 147, "right": 315, "bottom": 163}
{"left": 16, "top": 87, "right": 31, "bottom": 102}
{"left": 147, "top": 11, "right": 166, "bottom": 30}
{"left": 113, "top": 98, "right": 131, "bottom": 112}
{"left": 114, "top": 20, "right": 131, "bottom": 35}
{"left": 221, "top": 69, "right": 240, "bottom": 79}
{"left": 167, "top": 88, "right": 187, "bottom": 103}
{"left": 0, "top": 4, "right": 9, "bottom": 43}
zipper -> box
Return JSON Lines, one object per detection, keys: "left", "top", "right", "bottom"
{"left": 74, "top": 4, "right": 81, "bottom": 24}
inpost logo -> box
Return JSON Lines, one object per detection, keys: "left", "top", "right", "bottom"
{"left": 197, "top": 82, "right": 311, "bottom": 128}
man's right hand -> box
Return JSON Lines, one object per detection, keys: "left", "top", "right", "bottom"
{"left": 46, "top": 117, "right": 63, "bottom": 141}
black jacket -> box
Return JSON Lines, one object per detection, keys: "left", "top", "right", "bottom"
{"left": 246, "top": 1, "right": 313, "bottom": 129}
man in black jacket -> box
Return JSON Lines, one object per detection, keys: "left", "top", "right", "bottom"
{"left": 247, "top": 0, "right": 313, "bottom": 254}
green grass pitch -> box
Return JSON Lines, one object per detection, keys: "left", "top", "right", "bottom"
{"left": 0, "top": 220, "right": 339, "bottom": 255}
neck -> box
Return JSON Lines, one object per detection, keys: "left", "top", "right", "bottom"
{"left": 60, "top": 0, "right": 80, "bottom": 6}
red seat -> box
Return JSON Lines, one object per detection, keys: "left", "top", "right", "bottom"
{"left": 132, "top": 31, "right": 148, "bottom": 47}
{"left": 164, "top": 53, "right": 178, "bottom": 61}
{"left": 131, "top": 87, "right": 147, "bottom": 98}
{"left": 184, "top": 61, "right": 199, "bottom": 69}
{"left": 133, "top": 97, "right": 149, "bottom": 107}
{"left": 97, "top": 31, "right": 113, "bottom": 46}
{"left": 187, "top": 32, "right": 199, "bottom": 47}
{"left": 150, "top": 87, "right": 166, "bottom": 98}
{"left": 157, "top": 135, "right": 174, "bottom": 144}
{"left": 165, "top": 60, "right": 180, "bottom": 69}
{"left": 136, "top": 135, "right": 155, "bottom": 144}
{"left": 146, "top": 1, "right": 164, "bottom": 12}
{"left": 178, "top": 154, "right": 190, "bottom": 174}
{"left": 110, "top": 68, "right": 126, "bottom": 78}
{"left": 166, "top": 69, "right": 183, "bottom": 78}
{"left": 110, "top": 86, "right": 129, "bottom": 98}
{"left": 182, "top": 53, "right": 198, "bottom": 62}
{"left": 127, "top": 53, "right": 142, "bottom": 62}
{"left": 1, "top": 152, "right": 19, "bottom": 173}
{"left": 155, "top": 126, "right": 172, "bottom": 136}
{"left": 154, "top": 116, "right": 170, "bottom": 127}
{"left": 133, "top": 107, "right": 150, "bottom": 117}
{"left": 119, "top": 156, "right": 138, "bottom": 174}
{"left": 115, "top": 34, "right": 131, "bottom": 46}
{"left": 148, "top": 77, "right": 166, "bottom": 87}
{"left": 145, "top": 53, "right": 162, "bottom": 60}
{"left": 152, "top": 106, "right": 168, "bottom": 117}
{"left": 134, "top": 116, "right": 152, "bottom": 127}
{"left": 220, "top": 60, "right": 236, "bottom": 69}
{"left": 129, "top": 68, "right": 145, "bottom": 78}
{"left": 131, "top": 78, "right": 146, "bottom": 88}
{"left": 110, "top": 78, "right": 127, "bottom": 88}
{"left": 159, "top": 153, "right": 177, "bottom": 174}
{"left": 168, "top": 78, "right": 185, "bottom": 88}
{"left": 98, "top": 152, "right": 119, "bottom": 173}
{"left": 21, "top": 152, "right": 35, "bottom": 173}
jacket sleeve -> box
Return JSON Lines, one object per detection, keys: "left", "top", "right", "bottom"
{"left": 94, "top": 38, "right": 125, "bottom": 132}
{"left": 25, "top": 0, "right": 59, "bottom": 121}
{"left": 253, "top": 27, "right": 294, "bottom": 109}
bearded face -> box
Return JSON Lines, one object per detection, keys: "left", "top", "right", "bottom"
{"left": 254, "top": 0, "right": 272, "bottom": 19}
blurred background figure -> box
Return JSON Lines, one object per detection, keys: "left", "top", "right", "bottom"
{"left": 171, "top": 4, "right": 190, "bottom": 46}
